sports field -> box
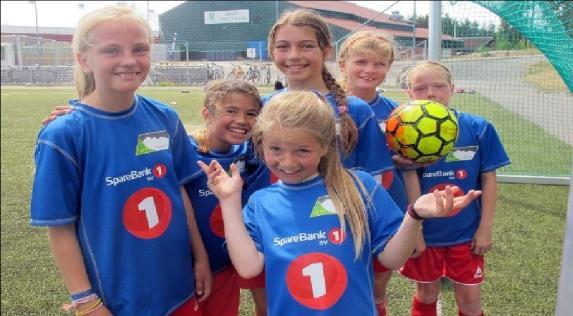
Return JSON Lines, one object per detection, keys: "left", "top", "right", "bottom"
{"left": 0, "top": 87, "right": 568, "bottom": 315}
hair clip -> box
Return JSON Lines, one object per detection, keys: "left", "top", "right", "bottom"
{"left": 338, "top": 106, "right": 348, "bottom": 114}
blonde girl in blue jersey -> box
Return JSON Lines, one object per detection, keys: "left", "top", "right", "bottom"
{"left": 30, "top": 5, "right": 210, "bottom": 315}
{"left": 399, "top": 61, "right": 510, "bottom": 316}
{"left": 251, "top": 10, "right": 397, "bottom": 314}
{"left": 199, "top": 91, "right": 481, "bottom": 316}
{"left": 338, "top": 29, "right": 421, "bottom": 316}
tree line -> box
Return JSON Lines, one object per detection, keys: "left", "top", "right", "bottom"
{"left": 407, "top": 2, "right": 572, "bottom": 51}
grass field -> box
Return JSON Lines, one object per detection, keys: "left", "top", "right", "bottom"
{"left": 525, "top": 61, "right": 569, "bottom": 94}
{"left": 1, "top": 87, "right": 570, "bottom": 315}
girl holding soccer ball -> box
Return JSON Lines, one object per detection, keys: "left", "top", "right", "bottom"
{"left": 400, "top": 61, "right": 510, "bottom": 316}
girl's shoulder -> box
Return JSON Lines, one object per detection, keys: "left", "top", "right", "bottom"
{"left": 37, "top": 101, "right": 88, "bottom": 139}
{"left": 345, "top": 95, "right": 369, "bottom": 107}
{"left": 350, "top": 169, "right": 377, "bottom": 187}
{"left": 341, "top": 95, "right": 377, "bottom": 121}
{"left": 375, "top": 94, "right": 400, "bottom": 108}
{"left": 456, "top": 110, "right": 487, "bottom": 124}
{"left": 247, "top": 182, "right": 281, "bottom": 203}
{"left": 345, "top": 95, "right": 374, "bottom": 112}
{"left": 136, "top": 94, "right": 180, "bottom": 118}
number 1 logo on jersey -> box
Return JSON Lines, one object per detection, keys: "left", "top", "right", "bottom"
{"left": 286, "top": 253, "right": 347, "bottom": 310}
{"left": 123, "top": 187, "right": 172, "bottom": 239}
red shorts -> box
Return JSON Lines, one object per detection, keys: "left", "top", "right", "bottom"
{"left": 171, "top": 297, "right": 202, "bottom": 316}
{"left": 236, "top": 268, "right": 266, "bottom": 289}
{"left": 399, "top": 243, "right": 484, "bottom": 285}
{"left": 373, "top": 258, "right": 390, "bottom": 273}
{"left": 198, "top": 266, "right": 240, "bottom": 316}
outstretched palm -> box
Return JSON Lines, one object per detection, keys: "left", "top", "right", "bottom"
{"left": 198, "top": 160, "right": 243, "bottom": 200}
{"left": 414, "top": 186, "right": 481, "bottom": 219}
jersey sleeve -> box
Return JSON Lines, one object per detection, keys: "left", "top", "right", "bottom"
{"left": 356, "top": 172, "right": 403, "bottom": 256}
{"left": 30, "top": 127, "right": 82, "bottom": 226}
{"left": 348, "top": 97, "right": 394, "bottom": 175}
{"left": 476, "top": 120, "right": 511, "bottom": 172}
{"left": 243, "top": 197, "right": 264, "bottom": 253}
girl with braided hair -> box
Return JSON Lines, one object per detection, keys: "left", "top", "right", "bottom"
{"left": 265, "top": 9, "right": 392, "bottom": 177}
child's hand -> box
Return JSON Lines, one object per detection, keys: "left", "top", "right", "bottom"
{"left": 413, "top": 186, "right": 481, "bottom": 219}
{"left": 471, "top": 226, "right": 493, "bottom": 256}
{"left": 193, "top": 255, "right": 212, "bottom": 303}
{"left": 198, "top": 160, "right": 243, "bottom": 199}
{"left": 41, "top": 105, "right": 73, "bottom": 125}
{"left": 392, "top": 154, "right": 438, "bottom": 169}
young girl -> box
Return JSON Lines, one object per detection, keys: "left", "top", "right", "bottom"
{"left": 338, "top": 30, "right": 420, "bottom": 316}
{"left": 184, "top": 79, "right": 269, "bottom": 316}
{"left": 199, "top": 91, "right": 482, "bottom": 316}
{"left": 399, "top": 61, "right": 510, "bottom": 316}
{"left": 265, "top": 9, "right": 393, "bottom": 177}
{"left": 30, "top": 6, "right": 210, "bottom": 315}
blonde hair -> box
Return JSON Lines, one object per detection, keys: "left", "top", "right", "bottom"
{"left": 72, "top": 5, "right": 151, "bottom": 99}
{"left": 406, "top": 61, "right": 453, "bottom": 88}
{"left": 268, "top": 9, "right": 358, "bottom": 156}
{"left": 191, "top": 80, "right": 262, "bottom": 153}
{"left": 338, "top": 30, "right": 396, "bottom": 91}
{"left": 252, "top": 91, "right": 370, "bottom": 259}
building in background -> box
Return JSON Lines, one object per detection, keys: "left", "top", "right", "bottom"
{"left": 1, "top": 1, "right": 464, "bottom": 66}
{"left": 158, "top": 0, "right": 462, "bottom": 61}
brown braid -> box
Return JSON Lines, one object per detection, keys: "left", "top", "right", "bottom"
{"left": 322, "top": 68, "right": 358, "bottom": 155}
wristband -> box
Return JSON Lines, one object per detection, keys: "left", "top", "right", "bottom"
{"left": 407, "top": 203, "right": 425, "bottom": 221}
{"left": 70, "top": 289, "right": 95, "bottom": 302}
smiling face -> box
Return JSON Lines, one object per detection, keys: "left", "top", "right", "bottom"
{"left": 204, "top": 92, "right": 260, "bottom": 152}
{"left": 271, "top": 24, "right": 331, "bottom": 90}
{"left": 262, "top": 127, "right": 327, "bottom": 184}
{"left": 341, "top": 51, "right": 391, "bottom": 94}
{"left": 77, "top": 18, "right": 150, "bottom": 101}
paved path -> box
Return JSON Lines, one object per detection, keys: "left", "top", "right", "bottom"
{"left": 386, "top": 56, "right": 572, "bottom": 146}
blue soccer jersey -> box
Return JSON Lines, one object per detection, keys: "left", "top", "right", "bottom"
{"left": 417, "top": 111, "right": 510, "bottom": 246}
{"left": 262, "top": 92, "right": 393, "bottom": 176}
{"left": 184, "top": 138, "right": 270, "bottom": 273}
{"left": 243, "top": 171, "right": 403, "bottom": 315}
{"left": 30, "top": 95, "right": 200, "bottom": 316}
{"left": 369, "top": 94, "right": 408, "bottom": 212}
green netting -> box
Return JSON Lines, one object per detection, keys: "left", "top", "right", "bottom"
{"left": 472, "top": 1, "right": 573, "bottom": 93}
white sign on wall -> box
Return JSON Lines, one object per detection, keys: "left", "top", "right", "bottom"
{"left": 204, "top": 10, "right": 250, "bottom": 24}
{"left": 247, "top": 48, "right": 256, "bottom": 59}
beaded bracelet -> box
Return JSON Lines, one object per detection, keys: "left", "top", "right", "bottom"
{"left": 407, "top": 203, "right": 425, "bottom": 221}
{"left": 75, "top": 298, "right": 103, "bottom": 316}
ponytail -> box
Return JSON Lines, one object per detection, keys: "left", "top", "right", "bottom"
{"left": 322, "top": 68, "right": 358, "bottom": 156}
{"left": 190, "top": 129, "right": 210, "bottom": 153}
